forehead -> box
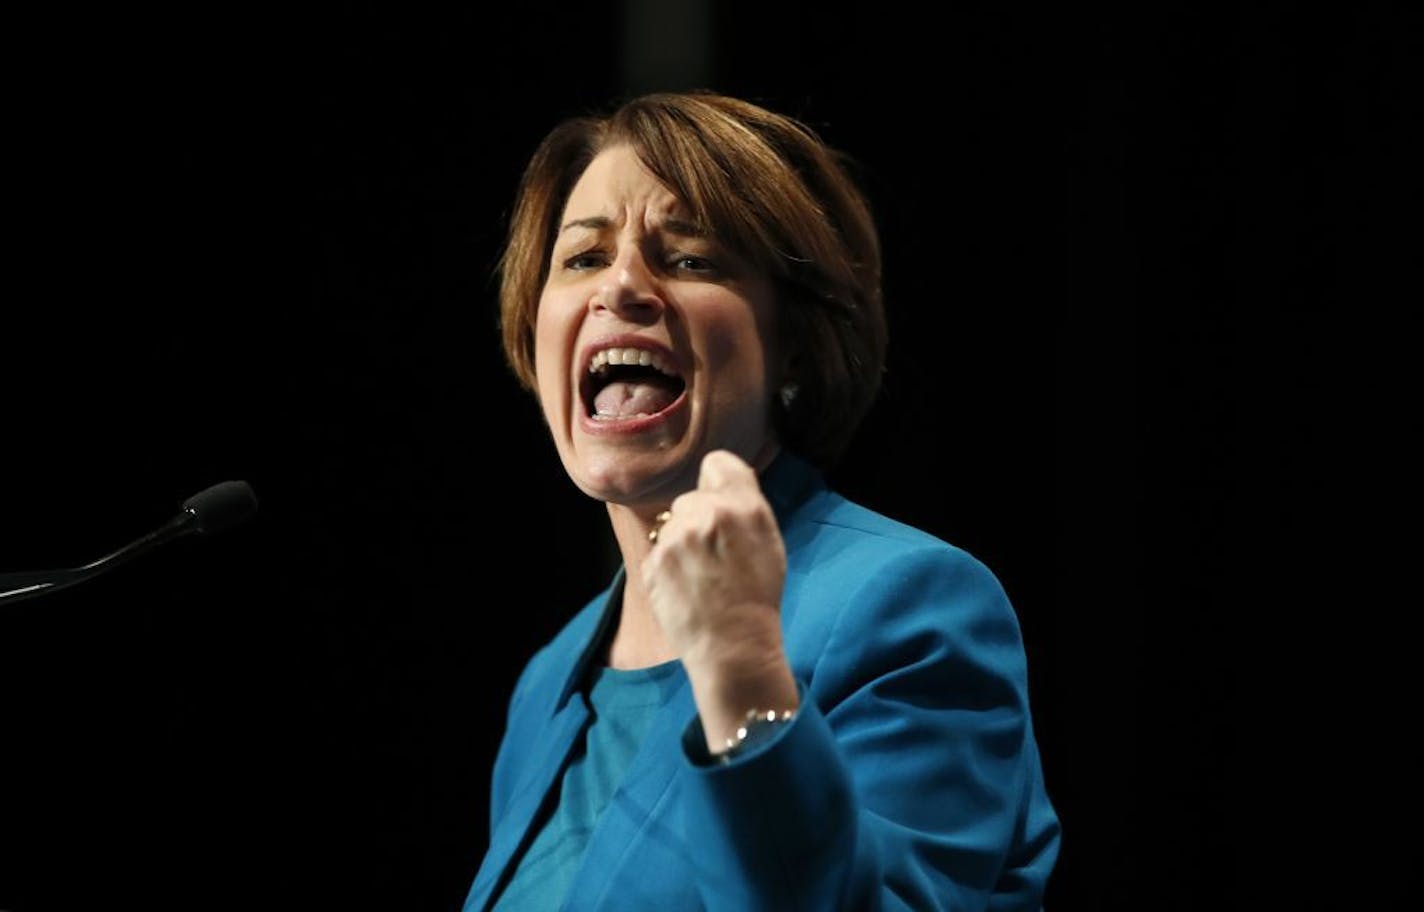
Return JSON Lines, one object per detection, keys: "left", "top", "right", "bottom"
{"left": 561, "top": 145, "right": 689, "bottom": 225}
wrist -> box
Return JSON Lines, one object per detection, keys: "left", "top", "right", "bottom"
{"left": 685, "top": 652, "right": 799, "bottom": 756}
{"left": 678, "top": 611, "right": 786, "bottom": 682}
{"left": 714, "top": 707, "right": 798, "bottom": 764}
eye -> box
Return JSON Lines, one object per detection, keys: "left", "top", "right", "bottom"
{"left": 563, "top": 250, "right": 609, "bottom": 271}
{"left": 669, "top": 253, "right": 717, "bottom": 274}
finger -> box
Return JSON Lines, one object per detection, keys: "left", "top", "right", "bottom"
{"left": 697, "top": 449, "right": 756, "bottom": 492}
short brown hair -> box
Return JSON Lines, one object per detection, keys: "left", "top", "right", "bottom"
{"left": 498, "top": 90, "right": 886, "bottom": 473}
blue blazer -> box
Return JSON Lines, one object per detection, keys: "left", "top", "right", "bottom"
{"left": 464, "top": 452, "right": 1060, "bottom": 911}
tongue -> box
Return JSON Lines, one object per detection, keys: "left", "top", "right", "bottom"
{"left": 593, "top": 379, "right": 678, "bottom": 418}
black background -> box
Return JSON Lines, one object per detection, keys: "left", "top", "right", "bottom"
{"left": 2, "top": 3, "right": 1409, "bottom": 910}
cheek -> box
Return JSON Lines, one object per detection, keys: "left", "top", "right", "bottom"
{"left": 712, "top": 336, "right": 774, "bottom": 441}
{"left": 532, "top": 316, "right": 556, "bottom": 382}
{"left": 700, "top": 304, "right": 774, "bottom": 397}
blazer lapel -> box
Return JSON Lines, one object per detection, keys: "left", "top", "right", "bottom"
{"left": 465, "top": 577, "right": 625, "bottom": 911}
{"left": 463, "top": 694, "right": 591, "bottom": 911}
{"left": 563, "top": 675, "right": 698, "bottom": 910}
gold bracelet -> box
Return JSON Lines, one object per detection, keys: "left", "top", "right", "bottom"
{"left": 719, "top": 707, "right": 797, "bottom": 764}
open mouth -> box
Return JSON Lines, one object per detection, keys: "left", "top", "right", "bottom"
{"left": 581, "top": 346, "right": 687, "bottom": 421}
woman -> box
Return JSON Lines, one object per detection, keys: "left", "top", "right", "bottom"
{"left": 465, "top": 91, "right": 1060, "bottom": 911}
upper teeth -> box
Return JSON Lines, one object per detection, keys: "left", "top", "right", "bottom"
{"left": 588, "top": 347, "right": 677, "bottom": 376}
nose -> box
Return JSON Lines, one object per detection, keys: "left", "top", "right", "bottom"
{"left": 590, "top": 248, "right": 664, "bottom": 323}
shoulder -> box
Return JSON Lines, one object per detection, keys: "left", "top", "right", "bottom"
{"left": 780, "top": 487, "right": 1027, "bottom": 688}
{"left": 786, "top": 484, "right": 1008, "bottom": 604}
{"left": 767, "top": 451, "right": 995, "bottom": 586}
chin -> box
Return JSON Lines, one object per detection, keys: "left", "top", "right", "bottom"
{"left": 564, "top": 447, "right": 698, "bottom": 507}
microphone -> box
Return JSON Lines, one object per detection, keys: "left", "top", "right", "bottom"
{"left": 0, "top": 480, "right": 259, "bottom": 606}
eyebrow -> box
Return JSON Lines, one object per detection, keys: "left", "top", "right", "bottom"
{"left": 558, "top": 215, "right": 707, "bottom": 237}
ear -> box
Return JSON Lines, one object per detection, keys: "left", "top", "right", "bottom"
{"left": 778, "top": 347, "right": 802, "bottom": 409}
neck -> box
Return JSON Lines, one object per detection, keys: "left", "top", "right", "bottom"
{"left": 604, "top": 504, "right": 676, "bottom": 669}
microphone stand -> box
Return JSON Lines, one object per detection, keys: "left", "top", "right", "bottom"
{"left": 1, "top": 480, "right": 257, "bottom": 606}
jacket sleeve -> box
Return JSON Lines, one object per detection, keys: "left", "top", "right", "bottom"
{"left": 676, "top": 545, "right": 1061, "bottom": 911}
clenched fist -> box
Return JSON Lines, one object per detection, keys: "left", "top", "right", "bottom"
{"left": 640, "top": 450, "right": 797, "bottom": 741}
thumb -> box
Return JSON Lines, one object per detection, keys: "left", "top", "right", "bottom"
{"left": 697, "top": 449, "right": 757, "bottom": 492}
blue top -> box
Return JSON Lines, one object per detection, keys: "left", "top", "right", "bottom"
{"left": 465, "top": 450, "right": 1061, "bottom": 911}
{"left": 491, "top": 661, "right": 684, "bottom": 910}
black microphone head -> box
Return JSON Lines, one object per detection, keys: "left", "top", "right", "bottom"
{"left": 182, "top": 480, "right": 259, "bottom": 534}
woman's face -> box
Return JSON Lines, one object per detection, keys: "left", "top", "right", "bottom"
{"left": 534, "top": 144, "right": 780, "bottom": 509}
